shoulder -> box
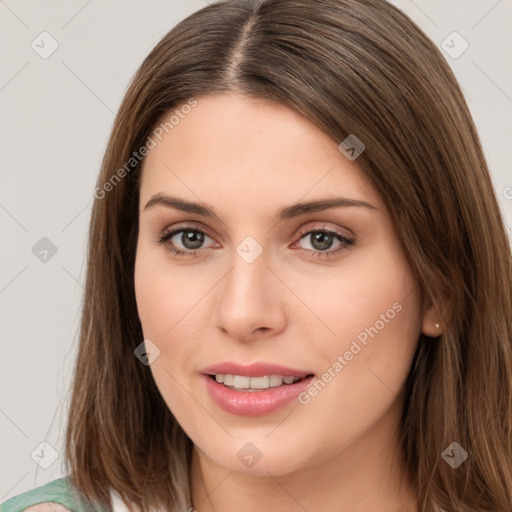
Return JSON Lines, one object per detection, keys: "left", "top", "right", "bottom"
{"left": 0, "top": 477, "right": 105, "bottom": 512}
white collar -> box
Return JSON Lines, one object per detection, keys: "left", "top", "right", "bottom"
{"left": 109, "top": 488, "right": 167, "bottom": 512}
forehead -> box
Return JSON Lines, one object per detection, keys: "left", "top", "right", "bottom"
{"left": 139, "top": 94, "right": 383, "bottom": 214}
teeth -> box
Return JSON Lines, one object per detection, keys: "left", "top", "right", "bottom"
{"left": 233, "top": 375, "right": 251, "bottom": 389}
{"left": 250, "top": 376, "right": 270, "bottom": 389}
{"left": 269, "top": 375, "right": 283, "bottom": 387}
{"left": 213, "top": 374, "right": 303, "bottom": 390}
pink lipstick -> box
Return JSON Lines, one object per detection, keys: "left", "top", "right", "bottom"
{"left": 201, "top": 362, "right": 315, "bottom": 416}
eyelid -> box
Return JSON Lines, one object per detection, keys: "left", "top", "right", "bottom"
{"left": 294, "top": 221, "right": 353, "bottom": 240}
{"left": 158, "top": 221, "right": 216, "bottom": 241}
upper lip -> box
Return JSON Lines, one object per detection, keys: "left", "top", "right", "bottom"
{"left": 201, "top": 362, "right": 314, "bottom": 378}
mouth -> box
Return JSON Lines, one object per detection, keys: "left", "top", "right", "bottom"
{"left": 201, "top": 362, "right": 316, "bottom": 416}
{"left": 208, "top": 373, "right": 314, "bottom": 391}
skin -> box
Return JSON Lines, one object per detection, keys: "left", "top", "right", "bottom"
{"left": 134, "top": 94, "right": 440, "bottom": 512}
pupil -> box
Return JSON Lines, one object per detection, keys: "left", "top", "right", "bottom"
{"left": 183, "top": 231, "right": 204, "bottom": 249}
{"left": 312, "top": 232, "right": 333, "bottom": 251}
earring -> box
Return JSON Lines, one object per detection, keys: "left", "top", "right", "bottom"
{"left": 435, "top": 323, "right": 440, "bottom": 329}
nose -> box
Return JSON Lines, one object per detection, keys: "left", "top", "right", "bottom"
{"left": 212, "top": 247, "right": 287, "bottom": 342}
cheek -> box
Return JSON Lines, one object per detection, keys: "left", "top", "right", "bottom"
{"left": 134, "top": 242, "right": 204, "bottom": 340}
{"left": 326, "top": 265, "right": 419, "bottom": 352}
{"left": 293, "top": 248, "right": 422, "bottom": 431}
{"left": 134, "top": 243, "right": 218, "bottom": 398}
{"left": 284, "top": 241, "right": 421, "bottom": 361}
{"left": 134, "top": 245, "right": 208, "bottom": 421}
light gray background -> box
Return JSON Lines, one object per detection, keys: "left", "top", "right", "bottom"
{"left": 1, "top": 0, "right": 511, "bottom": 501}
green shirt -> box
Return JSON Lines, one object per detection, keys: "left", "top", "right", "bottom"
{"left": 0, "top": 477, "right": 109, "bottom": 512}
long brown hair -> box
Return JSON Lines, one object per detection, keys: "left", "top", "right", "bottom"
{"left": 64, "top": 1, "right": 512, "bottom": 510}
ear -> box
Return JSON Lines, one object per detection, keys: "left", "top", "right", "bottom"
{"left": 421, "top": 300, "right": 442, "bottom": 337}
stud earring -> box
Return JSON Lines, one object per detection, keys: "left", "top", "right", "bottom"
{"left": 435, "top": 323, "right": 440, "bottom": 329}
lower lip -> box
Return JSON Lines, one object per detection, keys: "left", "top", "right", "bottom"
{"left": 203, "top": 375, "right": 315, "bottom": 416}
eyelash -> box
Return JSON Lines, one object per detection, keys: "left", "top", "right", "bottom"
{"left": 154, "top": 224, "right": 354, "bottom": 260}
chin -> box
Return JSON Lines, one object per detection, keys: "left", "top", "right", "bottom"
{"left": 193, "top": 433, "right": 318, "bottom": 477}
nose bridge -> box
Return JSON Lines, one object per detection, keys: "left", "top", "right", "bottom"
{"left": 223, "top": 236, "right": 272, "bottom": 310}
{"left": 213, "top": 234, "right": 285, "bottom": 337}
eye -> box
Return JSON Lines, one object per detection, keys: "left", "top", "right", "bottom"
{"left": 295, "top": 227, "right": 354, "bottom": 260}
{"left": 155, "top": 226, "right": 216, "bottom": 258}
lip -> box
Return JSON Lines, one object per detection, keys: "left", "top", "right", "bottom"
{"left": 201, "top": 361, "right": 315, "bottom": 416}
{"left": 201, "top": 361, "right": 313, "bottom": 378}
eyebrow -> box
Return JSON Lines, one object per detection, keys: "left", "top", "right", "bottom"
{"left": 143, "top": 193, "right": 377, "bottom": 222}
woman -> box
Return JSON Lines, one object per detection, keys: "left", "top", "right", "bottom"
{"left": 2, "top": 0, "right": 511, "bottom": 511}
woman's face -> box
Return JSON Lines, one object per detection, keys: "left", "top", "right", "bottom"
{"left": 134, "top": 94, "right": 433, "bottom": 476}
